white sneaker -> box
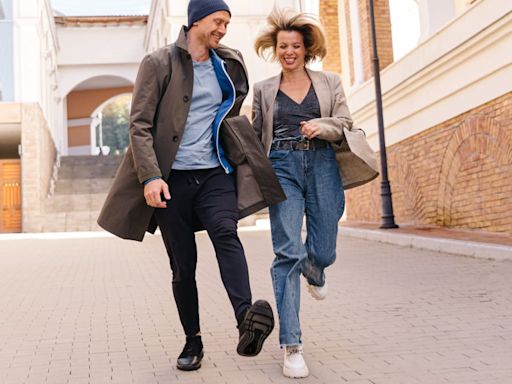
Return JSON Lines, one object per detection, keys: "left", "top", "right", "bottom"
{"left": 283, "top": 345, "right": 309, "bottom": 378}
{"left": 306, "top": 280, "right": 328, "bottom": 300}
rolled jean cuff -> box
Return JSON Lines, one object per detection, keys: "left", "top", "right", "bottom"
{"left": 302, "top": 258, "right": 325, "bottom": 286}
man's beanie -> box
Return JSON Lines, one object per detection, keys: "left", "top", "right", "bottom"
{"left": 188, "top": 0, "right": 231, "bottom": 27}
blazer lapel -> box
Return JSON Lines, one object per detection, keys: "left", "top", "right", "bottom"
{"left": 260, "top": 69, "right": 331, "bottom": 152}
{"left": 261, "top": 74, "right": 281, "bottom": 150}
{"left": 307, "top": 69, "right": 331, "bottom": 117}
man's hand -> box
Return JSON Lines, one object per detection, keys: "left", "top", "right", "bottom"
{"left": 144, "top": 178, "right": 171, "bottom": 208}
{"left": 300, "top": 121, "right": 321, "bottom": 139}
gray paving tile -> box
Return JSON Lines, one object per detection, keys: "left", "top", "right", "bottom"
{"left": 0, "top": 230, "right": 511, "bottom": 383}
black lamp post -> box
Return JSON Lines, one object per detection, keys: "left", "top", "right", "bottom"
{"left": 368, "top": 0, "right": 398, "bottom": 229}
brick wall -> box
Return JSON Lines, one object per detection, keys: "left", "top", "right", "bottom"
{"left": 342, "top": 0, "right": 355, "bottom": 84}
{"left": 358, "top": 0, "right": 393, "bottom": 81}
{"left": 328, "top": 0, "right": 393, "bottom": 85}
{"left": 21, "top": 103, "right": 57, "bottom": 232}
{"left": 320, "top": 0, "right": 342, "bottom": 74}
{"left": 345, "top": 93, "right": 512, "bottom": 234}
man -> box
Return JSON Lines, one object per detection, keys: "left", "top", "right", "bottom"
{"left": 98, "top": 0, "right": 275, "bottom": 371}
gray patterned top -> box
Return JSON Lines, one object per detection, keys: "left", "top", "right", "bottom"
{"left": 272, "top": 85, "right": 321, "bottom": 140}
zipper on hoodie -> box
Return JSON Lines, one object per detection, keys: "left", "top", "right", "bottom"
{"left": 216, "top": 58, "right": 236, "bottom": 174}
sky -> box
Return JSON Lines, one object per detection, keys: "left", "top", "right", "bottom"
{"left": 51, "top": 0, "right": 151, "bottom": 16}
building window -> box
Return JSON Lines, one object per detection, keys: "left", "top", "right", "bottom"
{"left": 0, "top": 0, "right": 10, "bottom": 20}
{"left": 389, "top": 0, "right": 421, "bottom": 60}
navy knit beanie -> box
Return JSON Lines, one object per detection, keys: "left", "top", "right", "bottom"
{"left": 188, "top": 0, "right": 231, "bottom": 27}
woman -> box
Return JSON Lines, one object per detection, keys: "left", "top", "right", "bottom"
{"left": 252, "top": 8, "right": 352, "bottom": 378}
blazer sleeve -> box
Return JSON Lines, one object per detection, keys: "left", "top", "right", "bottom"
{"left": 128, "top": 54, "right": 163, "bottom": 183}
{"left": 310, "top": 72, "right": 353, "bottom": 142}
{"left": 251, "top": 82, "right": 264, "bottom": 141}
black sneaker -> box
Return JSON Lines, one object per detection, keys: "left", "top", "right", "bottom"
{"left": 177, "top": 336, "right": 204, "bottom": 371}
{"left": 237, "top": 300, "right": 274, "bottom": 357}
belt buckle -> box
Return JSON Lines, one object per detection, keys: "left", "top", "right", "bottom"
{"left": 299, "top": 137, "right": 310, "bottom": 150}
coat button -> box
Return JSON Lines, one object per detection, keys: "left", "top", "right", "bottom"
{"left": 172, "top": 136, "right": 179, "bottom": 142}
{"left": 183, "top": 95, "right": 189, "bottom": 102}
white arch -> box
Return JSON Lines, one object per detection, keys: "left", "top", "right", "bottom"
{"left": 59, "top": 65, "right": 137, "bottom": 98}
{"left": 64, "top": 74, "right": 134, "bottom": 156}
{"left": 90, "top": 92, "right": 132, "bottom": 119}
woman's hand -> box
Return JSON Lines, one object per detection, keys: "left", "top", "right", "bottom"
{"left": 300, "top": 121, "right": 321, "bottom": 139}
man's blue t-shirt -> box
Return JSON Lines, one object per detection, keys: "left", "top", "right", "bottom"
{"left": 172, "top": 58, "right": 222, "bottom": 170}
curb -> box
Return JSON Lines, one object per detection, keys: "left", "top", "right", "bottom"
{"left": 339, "top": 227, "right": 512, "bottom": 261}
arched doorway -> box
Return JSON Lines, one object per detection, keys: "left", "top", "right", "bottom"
{"left": 90, "top": 93, "right": 132, "bottom": 156}
{"left": 65, "top": 75, "right": 133, "bottom": 156}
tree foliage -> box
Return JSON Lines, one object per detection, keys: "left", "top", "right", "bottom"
{"left": 97, "top": 94, "right": 131, "bottom": 154}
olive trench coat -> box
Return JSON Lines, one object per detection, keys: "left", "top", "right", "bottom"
{"left": 98, "top": 27, "right": 284, "bottom": 241}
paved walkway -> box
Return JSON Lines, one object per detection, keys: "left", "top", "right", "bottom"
{"left": 1, "top": 229, "right": 511, "bottom": 383}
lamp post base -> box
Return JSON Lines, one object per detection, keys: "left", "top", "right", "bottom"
{"left": 380, "top": 220, "right": 399, "bottom": 229}
{"left": 380, "top": 180, "right": 399, "bottom": 229}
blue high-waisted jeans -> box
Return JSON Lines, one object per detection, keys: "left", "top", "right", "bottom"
{"left": 269, "top": 146, "right": 345, "bottom": 346}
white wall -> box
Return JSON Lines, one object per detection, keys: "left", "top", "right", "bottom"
{"left": 57, "top": 25, "right": 146, "bottom": 66}
{"left": 57, "top": 24, "right": 145, "bottom": 96}
{"left": 416, "top": 0, "right": 456, "bottom": 42}
{"left": 347, "top": 0, "right": 512, "bottom": 150}
{"left": 58, "top": 66, "right": 138, "bottom": 98}
{"left": 0, "top": 0, "right": 14, "bottom": 101}
{"left": 11, "top": 0, "right": 61, "bottom": 150}
{"left": 389, "top": 0, "right": 420, "bottom": 61}
{"left": 56, "top": 22, "right": 146, "bottom": 154}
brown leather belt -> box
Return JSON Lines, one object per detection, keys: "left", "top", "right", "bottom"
{"left": 271, "top": 138, "right": 330, "bottom": 151}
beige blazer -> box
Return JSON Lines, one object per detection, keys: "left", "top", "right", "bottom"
{"left": 252, "top": 68, "right": 379, "bottom": 190}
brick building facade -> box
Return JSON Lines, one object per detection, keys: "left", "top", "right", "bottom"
{"left": 346, "top": 93, "right": 512, "bottom": 233}
{"left": 321, "top": 0, "right": 393, "bottom": 81}
{"left": 322, "top": 0, "right": 512, "bottom": 234}
{"left": 319, "top": 0, "right": 342, "bottom": 73}
{"left": 357, "top": 0, "right": 393, "bottom": 80}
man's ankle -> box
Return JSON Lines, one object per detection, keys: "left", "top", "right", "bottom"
{"left": 236, "top": 306, "right": 250, "bottom": 328}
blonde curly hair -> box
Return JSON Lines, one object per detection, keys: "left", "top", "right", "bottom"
{"left": 254, "top": 7, "right": 327, "bottom": 64}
